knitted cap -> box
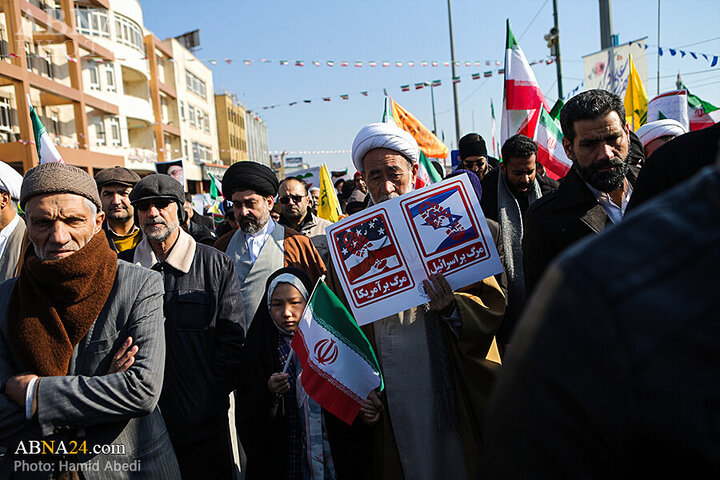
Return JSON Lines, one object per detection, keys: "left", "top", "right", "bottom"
{"left": 21, "top": 162, "right": 102, "bottom": 210}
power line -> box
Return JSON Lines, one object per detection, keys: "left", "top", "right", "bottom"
{"left": 648, "top": 68, "right": 720, "bottom": 80}
{"left": 518, "top": 0, "right": 550, "bottom": 41}
{"left": 677, "top": 36, "right": 720, "bottom": 49}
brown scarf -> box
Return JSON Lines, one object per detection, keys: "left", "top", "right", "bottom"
{"left": 7, "top": 232, "right": 117, "bottom": 376}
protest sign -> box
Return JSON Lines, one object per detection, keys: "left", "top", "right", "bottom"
{"left": 647, "top": 90, "right": 690, "bottom": 130}
{"left": 326, "top": 174, "right": 503, "bottom": 325}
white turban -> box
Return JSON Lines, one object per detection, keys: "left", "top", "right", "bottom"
{"left": 351, "top": 122, "right": 419, "bottom": 172}
{"left": 635, "top": 119, "right": 687, "bottom": 148}
{"left": 0, "top": 161, "right": 23, "bottom": 200}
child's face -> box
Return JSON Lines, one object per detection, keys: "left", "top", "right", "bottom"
{"left": 270, "top": 283, "right": 307, "bottom": 333}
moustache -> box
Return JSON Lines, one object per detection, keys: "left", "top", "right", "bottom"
{"left": 144, "top": 218, "right": 167, "bottom": 227}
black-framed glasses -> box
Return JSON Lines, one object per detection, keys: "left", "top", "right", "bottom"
{"left": 279, "top": 194, "right": 305, "bottom": 204}
{"left": 135, "top": 198, "right": 174, "bottom": 211}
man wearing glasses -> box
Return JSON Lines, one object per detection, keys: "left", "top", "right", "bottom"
{"left": 457, "top": 133, "right": 491, "bottom": 180}
{"left": 120, "top": 174, "right": 245, "bottom": 479}
{"left": 277, "top": 176, "right": 332, "bottom": 264}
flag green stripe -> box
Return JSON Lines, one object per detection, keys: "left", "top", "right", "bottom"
{"left": 310, "top": 283, "right": 382, "bottom": 375}
{"left": 506, "top": 19, "right": 518, "bottom": 50}
{"left": 29, "top": 106, "right": 47, "bottom": 156}
{"left": 540, "top": 109, "right": 562, "bottom": 138}
{"left": 420, "top": 151, "right": 442, "bottom": 183}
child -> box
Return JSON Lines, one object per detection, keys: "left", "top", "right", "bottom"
{"left": 238, "top": 267, "right": 336, "bottom": 480}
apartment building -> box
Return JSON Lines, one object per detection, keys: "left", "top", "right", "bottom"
{"left": 0, "top": 0, "right": 124, "bottom": 174}
{"left": 0, "top": 0, "right": 262, "bottom": 192}
{"left": 244, "top": 109, "right": 270, "bottom": 168}
{"left": 214, "top": 92, "right": 247, "bottom": 165}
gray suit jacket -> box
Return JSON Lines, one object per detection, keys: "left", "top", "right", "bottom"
{"left": 0, "top": 217, "right": 25, "bottom": 283}
{"left": 0, "top": 260, "right": 180, "bottom": 479}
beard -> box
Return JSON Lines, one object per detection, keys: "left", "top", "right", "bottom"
{"left": 576, "top": 157, "right": 629, "bottom": 193}
{"left": 144, "top": 216, "right": 178, "bottom": 242}
{"left": 282, "top": 204, "right": 304, "bottom": 222}
{"left": 238, "top": 207, "right": 271, "bottom": 235}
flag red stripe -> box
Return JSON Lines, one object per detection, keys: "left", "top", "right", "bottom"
{"left": 505, "top": 80, "right": 548, "bottom": 111}
{"left": 537, "top": 146, "right": 571, "bottom": 179}
{"left": 293, "top": 329, "right": 363, "bottom": 425}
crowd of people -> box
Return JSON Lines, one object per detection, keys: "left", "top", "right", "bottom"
{"left": 0, "top": 87, "right": 718, "bottom": 479}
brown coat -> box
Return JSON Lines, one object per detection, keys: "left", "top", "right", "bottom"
{"left": 214, "top": 226, "right": 326, "bottom": 283}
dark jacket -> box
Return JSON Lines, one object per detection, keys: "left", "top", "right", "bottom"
{"left": 119, "top": 236, "right": 246, "bottom": 445}
{"left": 484, "top": 164, "right": 720, "bottom": 478}
{"left": 627, "top": 122, "right": 720, "bottom": 211}
{"left": 480, "top": 167, "right": 559, "bottom": 223}
{"left": 185, "top": 217, "right": 216, "bottom": 246}
{"left": 522, "top": 165, "right": 639, "bottom": 295}
{"left": 102, "top": 221, "right": 142, "bottom": 253}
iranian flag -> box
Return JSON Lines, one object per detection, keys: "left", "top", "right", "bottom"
{"left": 27, "top": 95, "right": 63, "bottom": 164}
{"left": 500, "top": 20, "right": 549, "bottom": 145}
{"left": 535, "top": 108, "right": 572, "bottom": 180}
{"left": 291, "top": 281, "right": 383, "bottom": 425}
{"left": 208, "top": 172, "right": 223, "bottom": 199}
{"left": 685, "top": 85, "right": 720, "bottom": 131}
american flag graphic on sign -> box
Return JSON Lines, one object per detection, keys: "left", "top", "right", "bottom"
{"left": 335, "top": 215, "right": 401, "bottom": 284}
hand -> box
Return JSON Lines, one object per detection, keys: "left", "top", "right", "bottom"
{"left": 360, "top": 390, "right": 383, "bottom": 425}
{"left": 107, "top": 337, "right": 138, "bottom": 374}
{"left": 268, "top": 373, "right": 290, "bottom": 395}
{"left": 423, "top": 274, "right": 456, "bottom": 317}
{"left": 4, "top": 373, "right": 38, "bottom": 411}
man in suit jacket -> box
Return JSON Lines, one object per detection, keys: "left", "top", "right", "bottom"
{"left": 0, "top": 161, "right": 25, "bottom": 282}
{"left": 0, "top": 162, "right": 179, "bottom": 479}
{"left": 523, "top": 89, "right": 641, "bottom": 295}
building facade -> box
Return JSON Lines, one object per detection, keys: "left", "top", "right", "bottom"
{"left": 214, "top": 92, "right": 247, "bottom": 165}
{"left": 244, "top": 109, "right": 270, "bottom": 168}
{"left": 0, "top": 0, "right": 264, "bottom": 191}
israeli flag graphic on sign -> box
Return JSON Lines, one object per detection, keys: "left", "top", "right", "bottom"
{"left": 408, "top": 188, "right": 478, "bottom": 254}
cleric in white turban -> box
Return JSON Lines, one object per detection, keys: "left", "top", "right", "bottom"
{"left": 635, "top": 119, "right": 688, "bottom": 157}
{"left": 0, "top": 160, "right": 23, "bottom": 201}
{"left": 0, "top": 161, "right": 25, "bottom": 281}
{"left": 351, "top": 122, "right": 419, "bottom": 172}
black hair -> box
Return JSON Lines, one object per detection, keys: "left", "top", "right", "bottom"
{"left": 280, "top": 176, "right": 309, "bottom": 195}
{"left": 501, "top": 134, "right": 538, "bottom": 163}
{"left": 559, "top": 89, "right": 626, "bottom": 143}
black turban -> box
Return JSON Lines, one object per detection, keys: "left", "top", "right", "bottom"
{"left": 222, "top": 161, "right": 279, "bottom": 198}
{"left": 458, "top": 133, "right": 488, "bottom": 160}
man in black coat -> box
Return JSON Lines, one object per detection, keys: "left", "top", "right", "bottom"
{"left": 120, "top": 174, "right": 245, "bottom": 479}
{"left": 480, "top": 135, "right": 558, "bottom": 348}
{"left": 483, "top": 160, "right": 720, "bottom": 479}
{"left": 523, "top": 89, "right": 640, "bottom": 295}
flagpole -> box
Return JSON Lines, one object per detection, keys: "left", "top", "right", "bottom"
{"left": 282, "top": 274, "right": 327, "bottom": 374}
{"left": 447, "top": 0, "right": 461, "bottom": 144}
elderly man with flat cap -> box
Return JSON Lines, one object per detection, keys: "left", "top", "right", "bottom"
{"left": 94, "top": 166, "right": 142, "bottom": 253}
{"left": 214, "top": 161, "right": 325, "bottom": 326}
{"left": 119, "top": 174, "right": 245, "bottom": 479}
{"left": 0, "top": 162, "right": 179, "bottom": 478}
{"left": 0, "top": 161, "right": 25, "bottom": 281}
{"left": 326, "top": 123, "right": 505, "bottom": 480}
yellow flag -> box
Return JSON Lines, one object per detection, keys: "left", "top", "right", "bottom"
{"left": 623, "top": 54, "right": 648, "bottom": 131}
{"left": 390, "top": 99, "right": 449, "bottom": 159}
{"left": 318, "top": 164, "right": 340, "bottom": 223}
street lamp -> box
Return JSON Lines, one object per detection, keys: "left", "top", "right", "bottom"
{"left": 424, "top": 81, "right": 438, "bottom": 136}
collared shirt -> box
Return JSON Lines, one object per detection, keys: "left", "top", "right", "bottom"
{"left": 585, "top": 179, "right": 634, "bottom": 224}
{"left": 246, "top": 219, "right": 276, "bottom": 263}
{"left": 0, "top": 213, "right": 20, "bottom": 260}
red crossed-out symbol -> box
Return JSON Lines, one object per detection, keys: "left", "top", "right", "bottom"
{"left": 313, "top": 339, "right": 339, "bottom": 366}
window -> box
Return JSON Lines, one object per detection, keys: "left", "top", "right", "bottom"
{"left": 51, "top": 112, "right": 60, "bottom": 138}
{"left": 204, "top": 112, "right": 210, "bottom": 132}
{"left": 87, "top": 61, "right": 100, "bottom": 90}
{"left": 109, "top": 117, "right": 120, "bottom": 146}
{"left": 183, "top": 139, "right": 188, "bottom": 159}
{"left": 0, "top": 98, "right": 12, "bottom": 132}
{"left": 25, "top": 42, "right": 32, "bottom": 71}
{"left": 196, "top": 109, "right": 203, "bottom": 130}
{"left": 0, "top": 27, "right": 9, "bottom": 57}
{"left": 105, "top": 64, "right": 115, "bottom": 92}
{"left": 95, "top": 118, "right": 106, "bottom": 146}
{"left": 188, "top": 105, "right": 196, "bottom": 127}
{"left": 114, "top": 13, "right": 143, "bottom": 51}
{"left": 38, "top": 50, "right": 53, "bottom": 79}
{"left": 185, "top": 69, "right": 206, "bottom": 99}
{"left": 192, "top": 141, "right": 199, "bottom": 161}
{"left": 75, "top": 7, "right": 109, "bottom": 38}
{"left": 179, "top": 101, "right": 185, "bottom": 121}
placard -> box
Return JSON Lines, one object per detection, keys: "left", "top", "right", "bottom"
{"left": 326, "top": 174, "right": 503, "bottom": 325}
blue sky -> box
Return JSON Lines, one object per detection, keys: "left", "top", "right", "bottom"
{"left": 141, "top": 0, "right": 720, "bottom": 172}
